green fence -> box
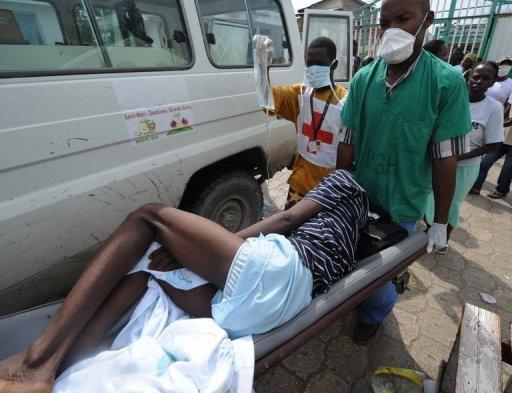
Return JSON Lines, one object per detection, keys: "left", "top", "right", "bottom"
{"left": 353, "top": 0, "right": 512, "bottom": 60}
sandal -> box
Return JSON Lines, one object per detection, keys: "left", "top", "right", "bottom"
{"left": 469, "top": 187, "right": 481, "bottom": 195}
{"left": 435, "top": 245, "right": 449, "bottom": 255}
{"left": 488, "top": 190, "right": 505, "bottom": 199}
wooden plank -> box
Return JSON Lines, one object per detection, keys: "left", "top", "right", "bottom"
{"left": 457, "top": 304, "right": 479, "bottom": 392}
{"left": 476, "top": 307, "right": 502, "bottom": 392}
{"left": 456, "top": 304, "right": 502, "bottom": 393}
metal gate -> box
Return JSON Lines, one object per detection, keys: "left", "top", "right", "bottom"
{"left": 353, "top": 0, "right": 512, "bottom": 61}
{"left": 487, "top": 14, "right": 512, "bottom": 60}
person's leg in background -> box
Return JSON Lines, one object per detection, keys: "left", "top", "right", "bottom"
{"left": 430, "top": 164, "right": 480, "bottom": 250}
{"left": 354, "top": 221, "right": 416, "bottom": 344}
{"left": 472, "top": 146, "right": 505, "bottom": 193}
{"left": 489, "top": 145, "right": 512, "bottom": 198}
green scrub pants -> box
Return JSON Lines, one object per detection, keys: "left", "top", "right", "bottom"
{"left": 425, "top": 164, "right": 480, "bottom": 228}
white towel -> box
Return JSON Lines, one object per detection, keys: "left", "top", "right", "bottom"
{"left": 53, "top": 244, "right": 254, "bottom": 393}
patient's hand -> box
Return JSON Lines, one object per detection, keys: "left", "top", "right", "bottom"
{"left": 148, "top": 246, "right": 183, "bottom": 271}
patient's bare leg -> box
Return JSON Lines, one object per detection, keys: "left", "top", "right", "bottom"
{"left": 59, "top": 272, "right": 150, "bottom": 372}
{"left": 157, "top": 281, "right": 218, "bottom": 318}
{"left": 61, "top": 278, "right": 217, "bottom": 371}
{"left": 0, "top": 204, "right": 243, "bottom": 393}
{"left": 62, "top": 280, "right": 219, "bottom": 372}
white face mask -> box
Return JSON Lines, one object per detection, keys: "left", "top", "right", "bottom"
{"left": 303, "top": 61, "right": 342, "bottom": 101}
{"left": 498, "top": 65, "right": 512, "bottom": 78}
{"left": 377, "top": 14, "right": 428, "bottom": 64}
{"left": 304, "top": 65, "right": 332, "bottom": 89}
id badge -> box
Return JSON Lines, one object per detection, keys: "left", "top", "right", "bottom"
{"left": 308, "top": 140, "right": 322, "bottom": 152}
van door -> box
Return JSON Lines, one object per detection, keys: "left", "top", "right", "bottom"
{"left": 0, "top": 0, "right": 302, "bottom": 315}
{"left": 301, "top": 9, "right": 354, "bottom": 88}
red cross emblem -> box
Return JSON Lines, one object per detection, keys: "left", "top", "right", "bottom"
{"left": 301, "top": 111, "right": 333, "bottom": 154}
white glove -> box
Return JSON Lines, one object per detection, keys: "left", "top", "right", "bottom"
{"left": 253, "top": 35, "right": 274, "bottom": 110}
{"left": 426, "top": 223, "right": 448, "bottom": 254}
{"left": 253, "top": 34, "right": 273, "bottom": 64}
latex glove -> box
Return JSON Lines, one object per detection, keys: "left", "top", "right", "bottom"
{"left": 253, "top": 34, "right": 273, "bottom": 65}
{"left": 426, "top": 223, "right": 448, "bottom": 254}
{"left": 253, "top": 35, "right": 274, "bottom": 110}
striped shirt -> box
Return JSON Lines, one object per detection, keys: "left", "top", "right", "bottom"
{"left": 288, "top": 170, "right": 369, "bottom": 297}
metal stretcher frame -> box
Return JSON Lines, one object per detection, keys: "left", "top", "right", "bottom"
{"left": 254, "top": 247, "right": 426, "bottom": 378}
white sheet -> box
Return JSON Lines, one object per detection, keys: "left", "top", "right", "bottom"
{"left": 53, "top": 244, "right": 254, "bottom": 393}
{"left": 128, "top": 242, "right": 209, "bottom": 291}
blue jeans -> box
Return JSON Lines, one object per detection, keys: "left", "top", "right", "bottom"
{"left": 474, "top": 144, "right": 512, "bottom": 195}
{"left": 358, "top": 221, "right": 416, "bottom": 325}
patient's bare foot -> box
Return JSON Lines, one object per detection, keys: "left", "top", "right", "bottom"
{"left": 0, "top": 352, "right": 53, "bottom": 393}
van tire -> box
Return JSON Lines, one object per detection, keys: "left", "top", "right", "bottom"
{"left": 185, "top": 170, "right": 263, "bottom": 232}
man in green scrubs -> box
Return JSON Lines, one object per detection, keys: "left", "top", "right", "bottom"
{"left": 337, "top": 0, "right": 471, "bottom": 343}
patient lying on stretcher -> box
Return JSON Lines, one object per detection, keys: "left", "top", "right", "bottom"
{"left": 0, "top": 170, "right": 367, "bottom": 393}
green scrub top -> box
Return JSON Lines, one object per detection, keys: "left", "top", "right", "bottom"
{"left": 342, "top": 51, "right": 471, "bottom": 222}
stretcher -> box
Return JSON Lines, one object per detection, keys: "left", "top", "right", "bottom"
{"left": 0, "top": 232, "right": 427, "bottom": 377}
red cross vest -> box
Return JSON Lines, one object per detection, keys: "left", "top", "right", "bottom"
{"left": 296, "top": 87, "right": 343, "bottom": 169}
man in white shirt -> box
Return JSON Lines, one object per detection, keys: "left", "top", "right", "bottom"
{"left": 472, "top": 89, "right": 512, "bottom": 199}
{"left": 486, "top": 57, "right": 512, "bottom": 106}
{"left": 450, "top": 46, "right": 464, "bottom": 73}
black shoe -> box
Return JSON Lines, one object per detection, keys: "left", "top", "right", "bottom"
{"left": 392, "top": 271, "right": 411, "bottom": 294}
{"left": 354, "top": 322, "right": 381, "bottom": 345}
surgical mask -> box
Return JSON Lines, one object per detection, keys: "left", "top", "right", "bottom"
{"left": 498, "top": 65, "right": 512, "bottom": 78}
{"left": 303, "top": 62, "right": 342, "bottom": 102}
{"left": 377, "top": 13, "right": 428, "bottom": 64}
{"left": 304, "top": 65, "right": 332, "bottom": 89}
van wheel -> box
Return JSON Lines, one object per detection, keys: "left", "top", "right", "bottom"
{"left": 186, "top": 170, "right": 263, "bottom": 232}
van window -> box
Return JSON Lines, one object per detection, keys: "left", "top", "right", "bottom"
{"left": 0, "top": 0, "right": 192, "bottom": 74}
{"left": 87, "top": 0, "right": 191, "bottom": 69}
{"left": 196, "top": 0, "right": 291, "bottom": 68}
{"left": 0, "top": 0, "right": 105, "bottom": 71}
{"left": 248, "top": 0, "right": 290, "bottom": 65}
{"left": 304, "top": 14, "right": 350, "bottom": 82}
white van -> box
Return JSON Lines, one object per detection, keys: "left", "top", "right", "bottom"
{"left": 0, "top": 0, "right": 353, "bottom": 314}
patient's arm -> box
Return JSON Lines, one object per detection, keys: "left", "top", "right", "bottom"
{"left": 237, "top": 198, "right": 324, "bottom": 239}
{"left": 148, "top": 247, "right": 182, "bottom": 271}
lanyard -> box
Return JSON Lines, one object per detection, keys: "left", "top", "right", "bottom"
{"left": 310, "top": 91, "right": 333, "bottom": 140}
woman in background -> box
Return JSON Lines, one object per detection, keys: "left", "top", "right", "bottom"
{"left": 425, "top": 62, "right": 504, "bottom": 252}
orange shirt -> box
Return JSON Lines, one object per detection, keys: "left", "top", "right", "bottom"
{"left": 271, "top": 84, "right": 347, "bottom": 196}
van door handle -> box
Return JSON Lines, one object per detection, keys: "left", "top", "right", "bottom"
{"left": 173, "top": 30, "right": 189, "bottom": 43}
{"left": 206, "top": 32, "right": 216, "bottom": 45}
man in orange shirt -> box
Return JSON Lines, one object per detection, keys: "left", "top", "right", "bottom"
{"left": 253, "top": 35, "right": 347, "bottom": 209}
